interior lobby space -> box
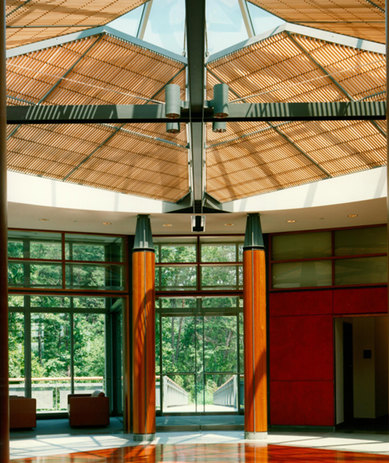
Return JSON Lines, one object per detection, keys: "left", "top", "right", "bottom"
{"left": 2, "top": 0, "right": 389, "bottom": 461}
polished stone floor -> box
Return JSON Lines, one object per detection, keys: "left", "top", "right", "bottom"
{"left": 9, "top": 418, "right": 389, "bottom": 462}
{"left": 10, "top": 442, "right": 389, "bottom": 462}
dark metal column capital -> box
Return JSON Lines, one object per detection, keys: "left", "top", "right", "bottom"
{"left": 244, "top": 213, "right": 264, "bottom": 251}
{"left": 133, "top": 215, "right": 154, "bottom": 252}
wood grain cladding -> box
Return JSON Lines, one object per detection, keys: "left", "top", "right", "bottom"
{"left": 249, "top": 0, "right": 385, "bottom": 43}
{"left": 6, "top": 0, "right": 145, "bottom": 49}
{"left": 244, "top": 249, "right": 267, "bottom": 433}
{"left": 132, "top": 251, "right": 156, "bottom": 436}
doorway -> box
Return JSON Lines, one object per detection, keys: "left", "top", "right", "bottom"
{"left": 334, "top": 316, "right": 388, "bottom": 428}
{"left": 156, "top": 297, "right": 243, "bottom": 415}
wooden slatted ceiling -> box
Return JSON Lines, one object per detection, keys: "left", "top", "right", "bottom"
{"left": 207, "top": 119, "right": 386, "bottom": 202}
{"left": 6, "top": 32, "right": 188, "bottom": 201}
{"left": 249, "top": 0, "right": 385, "bottom": 43}
{"left": 205, "top": 29, "right": 386, "bottom": 202}
{"left": 207, "top": 32, "right": 385, "bottom": 104}
{"left": 6, "top": 0, "right": 146, "bottom": 49}
{"left": 7, "top": 34, "right": 186, "bottom": 107}
{"left": 7, "top": 123, "right": 188, "bottom": 201}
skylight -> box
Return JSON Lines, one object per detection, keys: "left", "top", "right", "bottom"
{"left": 109, "top": 0, "right": 284, "bottom": 56}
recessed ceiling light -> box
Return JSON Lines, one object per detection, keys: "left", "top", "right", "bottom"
{"left": 39, "top": 218, "right": 49, "bottom": 222}
{"left": 347, "top": 214, "right": 358, "bottom": 218}
{"left": 162, "top": 223, "right": 173, "bottom": 227}
{"left": 224, "top": 223, "right": 234, "bottom": 227}
{"left": 102, "top": 221, "right": 112, "bottom": 225}
{"left": 287, "top": 219, "right": 296, "bottom": 223}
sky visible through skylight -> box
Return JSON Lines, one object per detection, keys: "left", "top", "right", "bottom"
{"left": 109, "top": 0, "right": 284, "bottom": 56}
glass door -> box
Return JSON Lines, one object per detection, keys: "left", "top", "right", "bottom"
{"left": 157, "top": 297, "right": 242, "bottom": 414}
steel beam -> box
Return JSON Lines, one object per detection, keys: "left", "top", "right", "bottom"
{"left": 185, "top": 0, "right": 206, "bottom": 207}
{"left": 7, "top": 101, "right": 386, "bottom": 124}
{"left": 0, "top": 1, "right": 9, "bottom": 460}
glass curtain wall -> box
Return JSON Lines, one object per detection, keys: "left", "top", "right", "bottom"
{"left": 8, "top": 230, "right": 126, "bottom": 414}
{"left": 155, "top": 236, "right": 244, "bottom": 415}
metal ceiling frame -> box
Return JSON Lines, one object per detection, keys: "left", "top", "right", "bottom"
{"left": 7, "top": 101, "right": 385, "bottom": 124}
{"left": 6, "top": 25, "right": 187, "bottom": 64}
{"left": 207, "top": 22, "right": 385, "bottom": 64}
{"left": 185, "top": 0, "right": 206, "bottom": 211}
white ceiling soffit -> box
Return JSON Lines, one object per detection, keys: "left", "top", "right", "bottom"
{"left": 7, "top": 168, "right": 387, "bottom": 235}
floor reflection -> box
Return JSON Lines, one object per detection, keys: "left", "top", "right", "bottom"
{"left": 12, "top": 443, "right": 389, "bottom": 462}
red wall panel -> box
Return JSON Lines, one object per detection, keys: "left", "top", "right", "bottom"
{"left": 333, "top": 287, "right": 388, "bottom": 315}
{"left": 270, "top": 290, "right": 332, "bottom": 316}
{"left": 269, "top": 315, "right": 333, "bottom": 382}
{"left": 270, "top": 380, "right": 334, "bottom": 426}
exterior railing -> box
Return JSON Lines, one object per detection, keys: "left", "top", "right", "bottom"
{"left": 156, "top": 376, "right": 190, "bottom": 409}
{"left": 213, "top": 375, "right": 239, "bottom": 408}
{"left": 9, "top": 377, "right": 104, "bottom": 411}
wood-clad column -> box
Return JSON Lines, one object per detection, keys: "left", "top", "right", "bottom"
{"left": 132, "top": 215, "right": 156, "bottom": 441}
{"left": 243, "top": 213, "right": 267, "bottom": 439}
{"left": 0, "top": 0, "right": 9, "bottom": 460}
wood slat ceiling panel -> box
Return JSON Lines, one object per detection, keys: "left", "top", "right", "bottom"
{"left": 208, "top": 32, "right": 347, "bottom": 103}
{"left": 7, "top": 33, "right": 185, "bottom": 107}
{"left": 6, "top": 0, "right": 145, "bottom": 48}
{"left": 69, "top": 166, "right": 187, "bottom": 201}
{"left": 279, "top": 120, "right": 386, "bottom": 174}
{"left": 249, "top": 0, "right": 385, "bottom": 43}
{"left": 291, "top": 35, "right": 386, "bottom": 101}
{"left": 6, "top": 121, "right": 188, "bottom": 201}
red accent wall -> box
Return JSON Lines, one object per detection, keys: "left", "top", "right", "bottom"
{"left": 269, "top": 286, "right": 387, "bottom": 427}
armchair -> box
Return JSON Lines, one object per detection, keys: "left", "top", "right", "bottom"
{"left": 67, "top": 392, "right": 110, "bottom": 427}
{"left": 9, "top": 396, "right": 36, "bottom": 429}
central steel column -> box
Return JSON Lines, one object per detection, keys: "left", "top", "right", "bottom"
{"left": 243, "top": 213, "right": 267, "bottom": 440}
{"left": 0, "top": 0, "right": 9, "bottom": 460}
{"left": 132, "top": 215, "right": 156, "bottom": 441}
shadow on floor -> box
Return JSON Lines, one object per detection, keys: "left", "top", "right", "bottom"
{"left": 10, "top": 417, "right": 124, "bottom": 439}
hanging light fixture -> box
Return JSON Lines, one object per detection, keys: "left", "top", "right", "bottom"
{"left": 165, "top": 84, "right": 181, "bottom": 118}
{"left": 166, "top": 122, "right": 180, "bottom": 133}
{"left": 213, "top": 83, "right": 229, "bottom": 118}
{"left": 212, "top": 120, "right": 226, "bottom": 133}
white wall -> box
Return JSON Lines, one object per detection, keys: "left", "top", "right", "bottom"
{"left": 353, "top": 318, "right": 375, "bottom": 419}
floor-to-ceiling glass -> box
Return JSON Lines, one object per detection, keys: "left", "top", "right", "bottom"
{"left": 156, "top": 296, "right": 243, "bottom": 414}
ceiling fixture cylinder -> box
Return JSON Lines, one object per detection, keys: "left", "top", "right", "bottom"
{"left": 165, "top": 84, "right": 181, "bottom": 118}
{"left": 166, "top": 122, "right": 180, "bottom": 133}
{"left": 213, "top": 83, "right": 229, "bottom": 118}
{"left": 212, "top": 120, "right": 226, "bottom": 133}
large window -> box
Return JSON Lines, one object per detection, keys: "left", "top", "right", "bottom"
{"left": 155, "top": 236, "right": 243, "bottom": 292}
{"left": 270, "top": 225, "right": 387, "bottom": 289}
{"left": 154, "top": 236, "right": 244, "bottom": 415}
{"left": 8, "top": 230, "right": 126, "bottom": 414}
{"left": 8, "top": 231, "right": 125, "bottom": 291}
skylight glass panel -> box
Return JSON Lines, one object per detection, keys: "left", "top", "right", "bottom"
{"left": 109, "top": 4, "right": 145, "bottom": 37}
{"left": 206, "top": 0, "right": 247, "bottom": 55}
{"left": 143, "top": 0, "right": 185, "bottom": 55}
{"left": 246, "top": 2, "right": 284, "bottom": 35}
